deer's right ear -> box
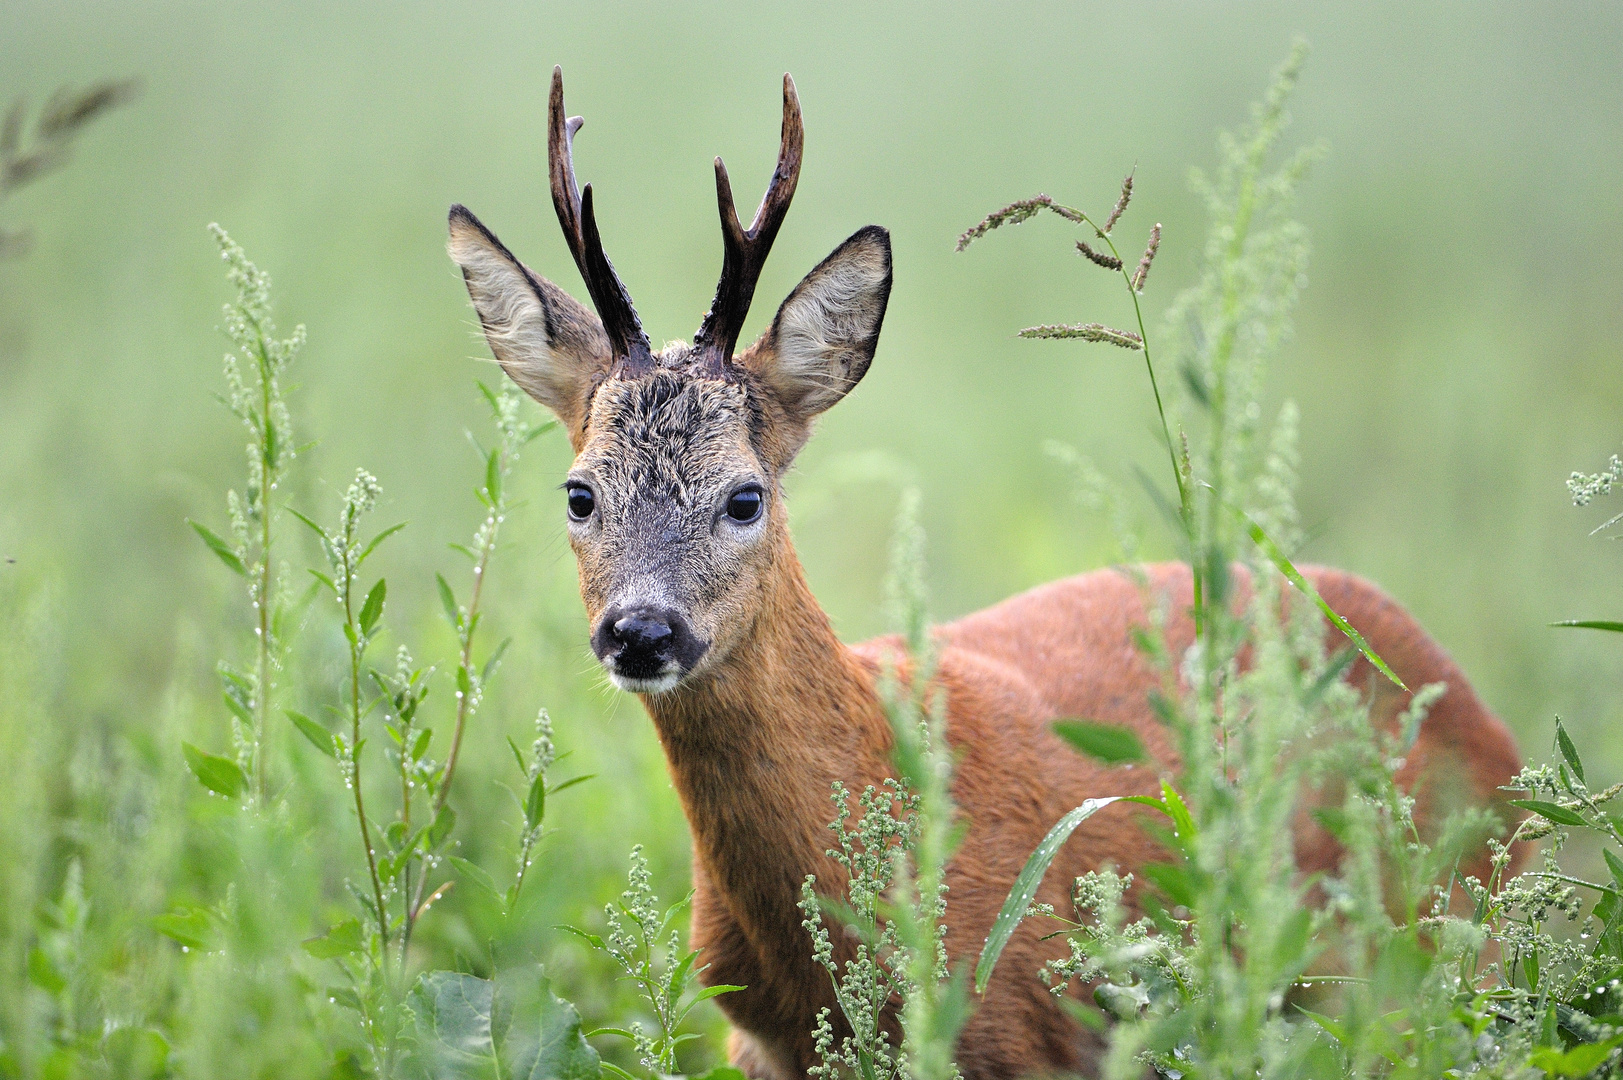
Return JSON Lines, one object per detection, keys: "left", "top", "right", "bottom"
{"left": 448, "top": 204, "right": 612, "bottom": 445}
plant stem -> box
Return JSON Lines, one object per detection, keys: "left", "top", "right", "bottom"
{"left": 252, "top": 323, "right": 273, "bottom": 809}
{"left": 433, "top": 515, "right": 495, "bottom": 819}
{"left": 1079, "top": 208, "right": 1205, "bottom": 636}
{"left": 343, "top": 540, "right": 390, "bottom": 976}
{"left": 402, "top": 439, "right": 510, "bottom": 956}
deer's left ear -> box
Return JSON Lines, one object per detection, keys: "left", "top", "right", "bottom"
{"left": 744, "top": 225, "right": 891, "bottom": 422}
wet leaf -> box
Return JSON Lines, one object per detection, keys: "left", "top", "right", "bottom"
{"left": 181, "top": 742, "right": 245, "bottom": 798}
{"left": 974, "top": 797, "right": 1119, "bottom": 993}
{"left": 188, "top": 520, "right": 246, "bottom": 577}
{"left": 1052, "top": 720, "right": 1146, "bottom": 765}
{"left": 302, "top": 918, "right": 364, "bottom": 959}
{"left": 288, "top": 710, "right": 336, "bottom": 758}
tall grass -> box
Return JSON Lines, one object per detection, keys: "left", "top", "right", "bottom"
{"left": 948, "top": 43, "right": 1623, "bottom": 1080}
{"left": 3, "top": 44, "right": 1622, "bottom": 1080}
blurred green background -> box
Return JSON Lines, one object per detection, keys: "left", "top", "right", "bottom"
{"left": 4, "top": 0, "right": 1623, "bottom": 1074}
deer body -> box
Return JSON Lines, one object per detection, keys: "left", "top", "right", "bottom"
{"left": 448, "top": 69, "right": 1523, "bottom": 1080}
{"left": 644, "top": 560, "right": 1521, "bottom": 1080}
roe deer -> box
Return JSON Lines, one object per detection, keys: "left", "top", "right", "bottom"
{"left": 447, "top": 68, "right": 1525, "bottom": 1080}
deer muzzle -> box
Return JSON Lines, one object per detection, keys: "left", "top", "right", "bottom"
{"left": 591, "top": 603, "right": 708, "bottom": 693}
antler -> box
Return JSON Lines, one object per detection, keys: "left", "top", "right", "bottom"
{"left": 692, "top": 73, "right": 804, "bottom": 375}
{"left": 548, "top": 66, "right": 653, "bottom": 373}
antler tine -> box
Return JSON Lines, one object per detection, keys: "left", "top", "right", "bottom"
{"left": 547, "top": 65, "right": 652, "bottom": 372}
{"left": 693, "top": 73, "right": 804, "bottom": 374}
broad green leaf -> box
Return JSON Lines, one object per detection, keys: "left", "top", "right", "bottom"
{"left": 220, "top": 685, "right": 251, "bottom": 724}
{"left": 486, "top": 450, "right": 502, "bottom": 507}
{"left": 669, "top": 949, "right": 698, "bottom": 998}
{"left": 524, "top": 771, "right": 546, "bottom": 831}
{"left": 328, "top": 985, "right": 365, "bottom": 1014}
{"left": 1550, "top": 620, "right": 1623, "bottom": 634}
{"left": 1052, "top": 720, "right": 1146, "bottom": 765}
{"left": 501, "top": 973, "right": 603, "bottom": 1080}
{"left": 1604, "top": 849, "right": 1623, "bottom": 892}
{"left": 181, "top": 742, "right": 245, "bottom": 799}
{"left": 1312, "top": 806, "right": 1350, "bottom": 841}
{"left": 102, "top": 1027, "right": 170, "bottom": 1080}
{"left": 686, "top": 983, "right": 746, "bottom": 1006}
{"left": 974, "top": 797, "right": 1119, "bottom": 993}
{"left": 1242, "top": 511, "right": 1408, "bottom": 691}
{"left": 449, "top": 857, "right": 502, "bottom": 905}
{"left": 1373, "top": 931, "right": 1432, "bottom": 999}
{"left": 1556, "top": 717, "right": 1585, "bottom": 784}
{"left": 188, "top": 520, "right": 246, "bottom": 576}
{"left": 1296, "top": 1006, "right": 1347, "bottom": 1045}
{"left": 1094, "top": 980, "right": 1151, "bottom": 1020}
{"left": 477, "top": 380, "right": 502, "bottom": 414}
{"left": 555, "top": 925, "right": 606, "bottom": 950}
{"left": 547, "top": 774, "right": 594, "bottom": 797}
{"left": 428, "top": 804, "right": 457, "bottom": 849}
{"left": 483, "top": 638, "right": 512, "bottom": 685}
{"left": 407, "top": 971, "right": 500, "bottom": 1080}
{"left": 411, "top": 727, "right": 432, "bottom": 761}
{"left": 287, "top": 710, "right": 336, "bottom": 758}
{"left": 437, "top": 574, "right": 460, "bottom": 628}
{"left": 359, "top": 578, "right": 386, "bottom": 637}
{"left": 357, "top": 521, "right": 407, "bottom": 566}
{"left": 287, "top": 506, "right": 328, "bottom": 542}
{"left": 302, "top": 918, "right": 363, "bottom": 959}
{"left": 152, "top": 907, "right": 216, "bottom": 951}
{"left": 1159, "top": 781, "right": 1197, "bottom": 845}
{"left": 1526, "top": 1034, "right": 1623, "bottom": 1077}
{"left": 1509, "top": 800, "right": 1589, "bottom": 828}
{"left": 1272, "top": 906, "right": 1315, "bottom": 974}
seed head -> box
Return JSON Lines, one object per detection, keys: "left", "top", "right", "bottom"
{"left": 1075, "top": 239, "right": 1122, "bottom": 271}
{"left": 1018, "top": 322, "right": 1143, "bottom": 350}
{"left": 1131, "top": 223, "right": 1161, "bottom": 293}
{"left": 956, "top": 194, "right": 1085, "bottom": 251}
{"left": 1102, "top": 172, "right": 1134, "bottom": 235}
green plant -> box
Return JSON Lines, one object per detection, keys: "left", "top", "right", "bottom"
{"left": 179, "top": 228, "right": 606, "bottom": 1078}
{"left": 799, "top": 490, "right": 970, "bottom": 1080}
{"left": 185, "top": 224, "right": 307, "bottom": 808}
{"left": 565, "top": 847, "right": 742, "bottom": 1080}
{"left": 958, "top": 41, "right": 1623, "bottom": 1079}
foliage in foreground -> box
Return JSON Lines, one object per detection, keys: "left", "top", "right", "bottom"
{"left": 954, "top": 41, "right": 1623, "bottom": 1080}
{"left": 3, "top": 44, "right": 1623, "bottom": 1080}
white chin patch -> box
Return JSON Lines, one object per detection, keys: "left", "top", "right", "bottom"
{"left": 606, "top": 668, "right": 684, "bottom": 694}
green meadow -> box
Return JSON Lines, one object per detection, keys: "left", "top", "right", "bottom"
{"left": 4, "top": 3, "right": 1623, "bottom": 1077}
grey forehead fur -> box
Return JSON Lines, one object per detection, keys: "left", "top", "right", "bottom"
{"left": 580, "top": 369, "right": 763, "bottom": 513}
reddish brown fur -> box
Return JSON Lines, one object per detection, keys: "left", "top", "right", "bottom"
{"left": 447, "top": 223, "right": 1526, "bottom": 1080}
{"left": 642, "top": 554, "right": 1523, "bottom": 1080}
{"left": 445, "top": 76, "right": 1524, "bottom": 1078}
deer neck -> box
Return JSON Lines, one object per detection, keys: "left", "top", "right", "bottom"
{"left": 640, "top": 539, "right": 891, "bottom": 938}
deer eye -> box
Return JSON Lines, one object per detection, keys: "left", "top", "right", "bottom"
{"left": 724, "top": 487, "right": 764, "bottom": 524}
{"left": 566, "top": 483, "right": 596, "bottom": 521}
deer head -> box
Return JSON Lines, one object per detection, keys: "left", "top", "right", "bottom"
{"left": 449, "top": 68, "right": 892, "bottom": 693}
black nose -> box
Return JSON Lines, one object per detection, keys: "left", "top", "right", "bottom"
{"left": 611, "top": 613, "right": 672, "bottom": 650}
{"left": 592, "top": 604, "right": 705, "bottom": 684}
